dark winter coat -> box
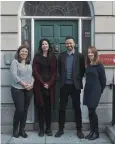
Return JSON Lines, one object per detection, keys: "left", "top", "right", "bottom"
{"left": 32, "top": 53, "right": 57, "bottom": 105}
{"left": 83, "top": 63, "right": 106, "bottom": 108}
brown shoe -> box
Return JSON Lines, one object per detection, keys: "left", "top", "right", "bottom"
{"left": 77, "top": 130, "right": 84, "bottom": 139}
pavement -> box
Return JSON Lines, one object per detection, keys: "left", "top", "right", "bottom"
{"left": 1, "top": 130, "right": 113, "bottom": 144}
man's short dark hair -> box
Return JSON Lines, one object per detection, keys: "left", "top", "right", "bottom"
{"left": 65, "top": 36, "right": 75, "bottom": 41}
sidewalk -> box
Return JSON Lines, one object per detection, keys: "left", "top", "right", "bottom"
{"left": 1, "top": 130, "right": 112, "bottom": 144}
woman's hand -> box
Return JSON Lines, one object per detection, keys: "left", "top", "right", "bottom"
{"left": 20, "top": 81, "right": 28, "bottom": 89}
{"left": 44, "top": 83, "right": 49, "bottom": 89}
{"left": 25, "top": 83, "right": 33, "bottom": 90}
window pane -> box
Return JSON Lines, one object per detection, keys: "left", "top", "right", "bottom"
{"left": 22, "top": 1, "right": 91, "bottom": 16}
{"left": 21, "top": 19, "right": 31, "bottom": 43}
{"left": 21, "top": 19, "right": 31, "bottom": 57}
{"left": 82, "top": 20, "right": 91, "bottom": 57}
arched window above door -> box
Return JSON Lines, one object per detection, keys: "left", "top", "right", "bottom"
{"left": 21, "top": 1, "right": 91, "bottom": 17}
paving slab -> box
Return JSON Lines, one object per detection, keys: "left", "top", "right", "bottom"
{"left": 1, "top": 130, "right": 113, "bottom": 144}
{"left": 1, "top": 134, "right": 12, "bottom": 144}
{"left": 9, "top": 131, "right": 45, "bottom": 144}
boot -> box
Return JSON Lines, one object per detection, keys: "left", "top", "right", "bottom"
{"left": 19, "top": 128, "right": 28, "bottom": 138}
{"left": 85, "top": 131, "right": 94, "bottom": 139}
{"left": 88, "top": 131, "right": 99, "bottom": 140}
{"left": 38, "top": 129, "right": 44, "bottom": 137}
{"left": 13, "top": 127, "right": 19, "bottom": 138}
{"left": 77, "top": 130, "right": 84, "bottom": 139}
{"left": 55, "top": 129, "right": 64, "bottom": 137}
{"left": 45, "top": 128, "right": 53, "bottom": 136}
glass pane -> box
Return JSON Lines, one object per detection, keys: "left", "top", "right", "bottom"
{"left": 82, "top": 20, "right": 91, "bottom": 57}
{"left": 21, "top": 19, "right": 31, "bottom": 42}
{"left": 22, "top": 1, "right": 91, "bottom": 16}
{"left": 21, "top": 19, "right": 31, "bottom": 57}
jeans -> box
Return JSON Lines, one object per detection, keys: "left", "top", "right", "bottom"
{"left": 11, "top": 87, "right": 33, "bottom": 129}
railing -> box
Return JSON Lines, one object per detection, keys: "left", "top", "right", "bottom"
{"left": 112, "top": 83, "right": 115, "bottom": 126}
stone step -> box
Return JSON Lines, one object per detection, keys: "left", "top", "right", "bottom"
{"left": 106, "top": 125, "right": 115, "bottom": 144}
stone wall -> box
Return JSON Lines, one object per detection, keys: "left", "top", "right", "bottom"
{"left": 1, "top": 1, "right": 115, "bottom": 133}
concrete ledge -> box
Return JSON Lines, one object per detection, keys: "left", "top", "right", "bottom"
{"left": 2, "top": 122, "right": 109, "bottom": 134}
{"left": 106, "top": 125, "right": 115, "bottom": 144}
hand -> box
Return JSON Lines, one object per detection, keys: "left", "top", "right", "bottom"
{"left": 25, "top": 83, "right": 33, "bottom": 90}
{"left": 44, "top": 83, "right": 49, "bottom": 89}
{"left": 20, "top": 81, "right": 28, "bottom": 88}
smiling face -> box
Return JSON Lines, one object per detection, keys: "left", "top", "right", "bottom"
{"left": 19, "top": 48, "right": 28, "bottom": 60}
{"left": 41, "top": 40, "right": 49, "bottom": 52}
{"left": 65, "top": 38, "right": 75, "bottom": 51}
{"left": 88, "top": 48, "right": 95, "bottom": 61}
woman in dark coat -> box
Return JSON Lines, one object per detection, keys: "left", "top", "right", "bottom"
{"left": 32, "top": 38, "right": 57, "bottom": 137}
{"left": 83, "top": 46, "right": 106, "bottom": 140}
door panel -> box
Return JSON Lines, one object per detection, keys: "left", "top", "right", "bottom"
{"left": 35, "top": 20, "right": 78, "bottom": 121}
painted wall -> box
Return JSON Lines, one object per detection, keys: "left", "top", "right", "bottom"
{"left": 1, "top": 1, "right": 115, "bottom": 133}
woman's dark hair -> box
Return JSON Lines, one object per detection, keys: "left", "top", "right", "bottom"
{"left": 15, "top": 45, "right": 30, "bottom": 64}
{"left": 38, "top": 38, "right": 53, "bottom": 60}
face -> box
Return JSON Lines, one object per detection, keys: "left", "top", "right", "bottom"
{"left": 88, "top": 48, "right": 95, "bottom": 61}
{"left": 41, "top": 41, "right": 49, "bottom": 52}
{"left": 19, "top": 48, "right": 28, "bottom": 60}
{"left": 65, "top": 39, "right": 75, "bottom": 51}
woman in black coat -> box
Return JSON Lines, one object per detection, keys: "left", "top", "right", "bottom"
{"left": 83, "top": 46, "right": 106, "bottom": 140}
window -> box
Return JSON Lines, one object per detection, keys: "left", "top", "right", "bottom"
{"left": 22, "top": 1, "right": 91, "bottom": 16}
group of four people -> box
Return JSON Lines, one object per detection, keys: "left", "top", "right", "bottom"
{"left": 10, "top": 36, "right": 106, "bottom": 140}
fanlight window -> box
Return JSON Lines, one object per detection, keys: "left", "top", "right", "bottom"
{"left": 22, "top": 1, "right": 91, "bottom": 16}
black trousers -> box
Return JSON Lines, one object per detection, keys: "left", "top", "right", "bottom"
{"left": 36, "top": 88, "right": 51, "bottom": 130}
{"left": 59, "top": 84, "right": 82, "bottom": 130}
{"left": 11, "top": 87, "right": 33, "bottom": 129}
{"left": 88, "top": 108, "right": 99, "bottom": 132}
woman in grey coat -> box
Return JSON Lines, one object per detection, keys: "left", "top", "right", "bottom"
{"left": 83, "top": 46, "right": 106, "bottom": 140}
{"left": 10, "top": 45, "right": 34, "bottom": 138}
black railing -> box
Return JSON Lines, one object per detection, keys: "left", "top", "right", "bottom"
{"left": 112, "top": 83, "right": 115, "bottom": 126}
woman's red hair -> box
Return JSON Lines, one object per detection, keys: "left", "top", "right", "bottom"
{"left": 85, "top": 46, "right": 100, "bottom": 67}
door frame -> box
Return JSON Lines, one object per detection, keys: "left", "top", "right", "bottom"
{"left": 19, "top": 17, "right": 94, "bottom": 123}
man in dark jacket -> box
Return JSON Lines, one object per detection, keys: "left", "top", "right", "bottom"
{"left": 55, "top": 36, "right": 85, "bottom": 139}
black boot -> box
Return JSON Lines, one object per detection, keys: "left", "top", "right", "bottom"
{"left": 55, "top": 129, "right": 64, "bottom": 137}
{"left": 19, "top": 128, "right": 28, "bottom": 138}
{"left": 77, "top": 130, "right": 84, "bottom": 139}
{"left": 85, "top": 131, "right": 94, "bottom": 139}
{"left": 88, "top": 131, "right": 99, "bottom": 140}
{"left": 13, "top": 127, "right": 19, "bottom": 138}
{"left": 39, "top": 129, "right": 44, "bottom": 137}
{"left": 45, "top": 128, "right": 53, "bottom": 136}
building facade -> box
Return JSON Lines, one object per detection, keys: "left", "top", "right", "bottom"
{"left": 1, "top": 1, "right": 115, "bottom": 133}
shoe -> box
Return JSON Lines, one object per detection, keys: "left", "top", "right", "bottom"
{"left": 85, "top": 131, "right": 93, "bottom": 139}
{"left": 55, "top": 129, "right": 64, "bottom": 137}
{"left": 88, "top": 131, "right": 99, "bottom": 140}
{"left": 39, "top": 130, "right": 44, "bottom": 137}
{"left": 45, "top": 128, "right": 53, "bottom": 136}
{"left": 77, "top": 130, "right": 84, "bottom": 139}
{"left": 13, "top": 127, "right": 19, "bottom": 138}
{"left": 19, "top": 128, "right": 28, "bottom": 138}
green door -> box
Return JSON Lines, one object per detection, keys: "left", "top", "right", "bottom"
{"left": 34, "top": 20, "right": 78, "bottom": 122}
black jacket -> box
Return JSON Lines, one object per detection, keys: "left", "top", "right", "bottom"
{"left": 58, "top": 51, "right": 85, "bottom": 90}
